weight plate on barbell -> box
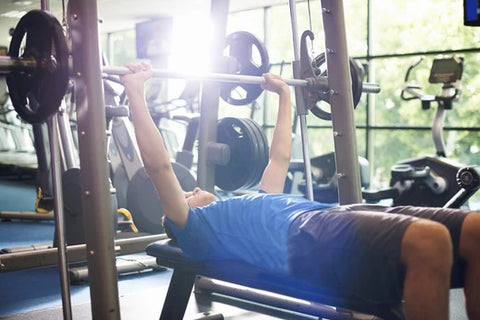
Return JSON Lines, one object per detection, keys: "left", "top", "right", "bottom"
{"left": 7, "top": 10, "right": 69, "bottom": 124}
{"left": 220, "top": 31, "right": 270, "bottom": 106}
{"left": 310, "top": 52, "right": 364, "bottom": 121}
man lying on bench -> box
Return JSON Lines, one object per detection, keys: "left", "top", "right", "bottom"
{"left": 121, "top": 62, "right": 480, "bottom": 320}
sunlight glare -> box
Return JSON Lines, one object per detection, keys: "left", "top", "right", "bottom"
{"left": 169, "top": 14, "right": 213, "bottom": 74}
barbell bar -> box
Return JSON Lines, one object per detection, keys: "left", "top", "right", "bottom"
{"left": 103, "top": 66, "right": 381, "bottom": 94}
{"left": 0, "top": 56, "right": 380, "bottom": 94}
{"left": 0, "top": 56, "right": 38, "bottom": 72}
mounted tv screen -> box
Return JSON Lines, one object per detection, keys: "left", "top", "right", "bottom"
{"left": 464, "top": 0, "right": 480, "bottom": 26}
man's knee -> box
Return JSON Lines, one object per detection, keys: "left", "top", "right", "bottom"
{"left": 460, "top": 212, "right": 480, "bottom": 258}
{"left": 401, "top": 219, "right": 453, "bottom": 272}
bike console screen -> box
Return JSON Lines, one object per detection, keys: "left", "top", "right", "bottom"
{"left": 428, "top": 57, "right": 463, "bottom": 84}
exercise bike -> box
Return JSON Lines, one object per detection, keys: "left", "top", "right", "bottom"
{"left": 364, "top": 55, "right": 480, "bottom": 208}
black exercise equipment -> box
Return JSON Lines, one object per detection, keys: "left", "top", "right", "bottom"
{"left": 390, "top": 56, "right": 464, "bottom": 207}
{"left": 220, "top": 31, "right": 270, "bottom": 106}
{"left": 6, "top": 10, "right": 69, "bottom": 124}
{"left": 69, "top": 255, "right": 164, "bottom": 285}
{"left": 294, "top": 152, "right": 371, "bottom": 203}
{"left": 364, "top": 56, "right": 475, "bottom": 208}
{"left": 443, "top": 166, "right": 480, "bottom": 208}
{"left": 146, "top": 239, "right": 404, "bottom": 320}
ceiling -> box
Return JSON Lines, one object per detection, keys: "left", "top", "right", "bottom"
{"left": 0, "top": 0, "right": 284, "bottom": 47}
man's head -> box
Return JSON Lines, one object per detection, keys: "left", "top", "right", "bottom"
{"left": 185, "top": 187, "right": 216, "bottom": 208}
{"left": 162, "top": 187, "right": 216, "bottom": 240}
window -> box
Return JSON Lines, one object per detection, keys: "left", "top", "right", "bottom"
{"left": 234, "top": 1, "right": 480, "bottom": 206}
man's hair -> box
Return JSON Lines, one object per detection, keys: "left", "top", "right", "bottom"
{"left": 162, "top": 215, "right": 177, "bottom": 241}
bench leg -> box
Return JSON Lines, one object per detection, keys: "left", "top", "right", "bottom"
{"left": 160, "top": 268, "right": 196, "bottom": 320}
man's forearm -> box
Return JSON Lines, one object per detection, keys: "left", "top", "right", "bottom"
{"left": 269, "top": 89, "right": 292, "bottom": 163}
{"left": 125, "top": 86, "right": 172, "bottom": 174}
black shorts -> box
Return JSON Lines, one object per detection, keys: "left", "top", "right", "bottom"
{"left": 287, "top": 204, "right": 468, "bottom": 304}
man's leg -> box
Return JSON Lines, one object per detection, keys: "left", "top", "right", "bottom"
{"left": 401, "top": 219, "right": 453, "bottom": 320}
{"left": 458, "top": 212, "right": 480, "bottom": 319}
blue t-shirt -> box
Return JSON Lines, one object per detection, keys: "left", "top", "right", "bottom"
{"left": 166, "top": 192, "right": 333, "bottom": 274}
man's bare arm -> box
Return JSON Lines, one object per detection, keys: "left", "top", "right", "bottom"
{"left": 121, "top": 62, "right": 189, "bottom": 228}
{"left": 258, "top": 73, "right": 292, "bottom": 193}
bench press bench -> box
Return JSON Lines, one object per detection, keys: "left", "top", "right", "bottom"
{"left": 146, "top": 239, "right": 405, "bottom": 320}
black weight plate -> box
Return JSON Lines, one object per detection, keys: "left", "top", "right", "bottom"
{"left": 251, "top": 119, "right": 271, "bottom": 187}
{"left": 112, "top": 164, "right": 129, "bottom": 209}
{"left": 250, "top": 119, "right": 270, "bottom": 184}
{"left": 238, "top": 118, "right": 262, "bottom": 189}
{"left": 310, "top": 53, "right": 364, "bottom": 120}
{"left": 220, "top": 31, "right": 270, "bottom": 106}
{"left": 241, "top": 118, "right": 269, "bottom": 189}
{"left": 350, "top": 58, "right": 364, "bottom": 107}
{"left": 127, "top": 163, "right": 196, "bottom": 234}
{"left": 239, "top": 119, "right": 261, "bottom": 188}
{"left": 215, "top": 117, "right": 256, "bottom": 191}
{"left": 55, "top": 168, "right": 84, "bottom": 246}
{"left": 7, "top": 10, "right": 69, "bottom": 124}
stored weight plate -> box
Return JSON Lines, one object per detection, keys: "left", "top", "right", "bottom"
{"left": 7, "top": 10, "right": 69, "bottom": 124}
{"left": 215, "top": 117, "right": 256, "bottom": 191}
{"left": 239, "top": 118, "right": 262, "bottom": 189}
{"left": 240, "top": 118, "right": 269, "bottom": 189}
{"left": 127, "top": 163, "right": 196, "bottom": 234}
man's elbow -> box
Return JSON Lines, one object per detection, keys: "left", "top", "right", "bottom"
{"left": 270, "top": 147, "right": 291, "bottom": 163}
{"left": 144, "top": 162, "right": 173, "bottom": 178}
{"left": 270, "top": 153, "right": 291, "bottom": 169}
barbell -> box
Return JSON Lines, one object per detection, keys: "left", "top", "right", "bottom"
{"left": 2, "top": 9, "right": 381, "bottom": 124}
{"left": 0, "top": 57, "right": 380, "bottom": 92}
